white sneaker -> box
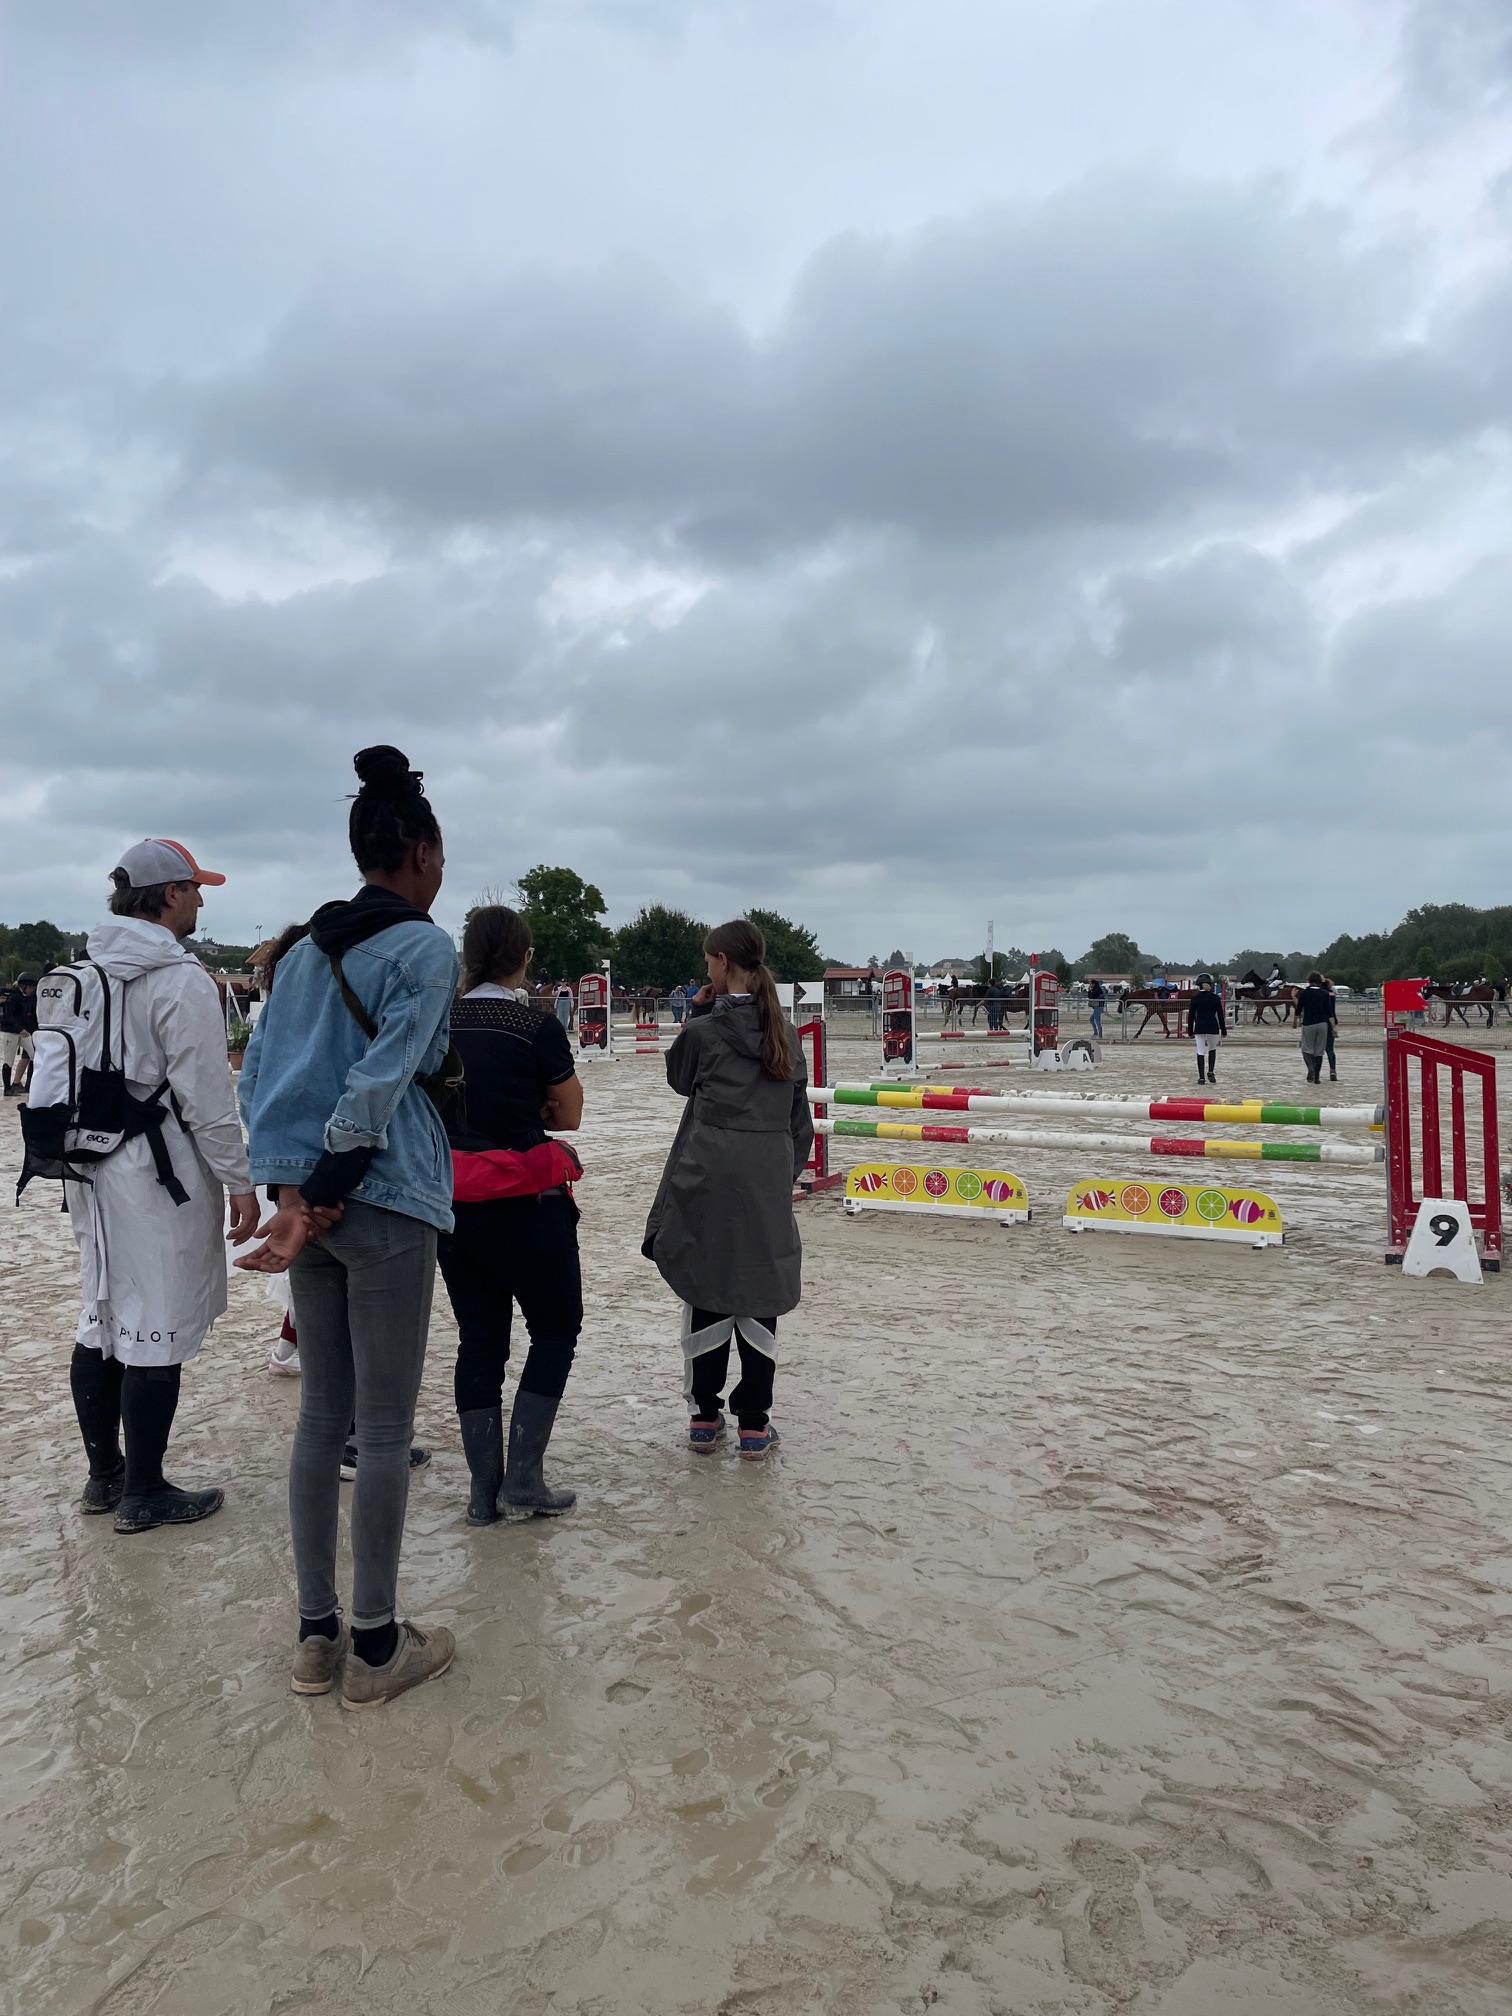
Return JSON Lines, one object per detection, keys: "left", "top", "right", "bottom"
{"left": 268, "top": 1337, "right": 301, "bottom": 1377}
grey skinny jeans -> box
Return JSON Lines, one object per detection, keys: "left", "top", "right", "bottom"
{"left": 288, "top": 1200, "right": 438, "bottom": 1630}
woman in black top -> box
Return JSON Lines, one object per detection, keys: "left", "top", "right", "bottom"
{"left": 440, "top": 906, "right": 585, "bottom": 1524}
{"left": 1295, "top": 971, "right": 1337, "bottom": 1085}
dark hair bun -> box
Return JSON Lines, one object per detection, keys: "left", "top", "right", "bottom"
{"left": 353, "top": 745, "right": 419, "bottom": 795}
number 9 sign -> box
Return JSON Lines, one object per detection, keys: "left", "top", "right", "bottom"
{"left": 1403, "top": 1198, "right": 1482, "bottom": 1284}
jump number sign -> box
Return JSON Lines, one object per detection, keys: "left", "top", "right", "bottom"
{"left": 1402, "top": 1198, "right": 1482, "bottom": 1284}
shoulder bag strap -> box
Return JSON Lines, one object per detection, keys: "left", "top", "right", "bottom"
{"left": 329, "top": 951, "right": 464, "bottom": 1117}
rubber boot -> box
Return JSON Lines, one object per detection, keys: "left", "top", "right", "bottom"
{"left": 70, "top": 1343, "right": 126, "bottom": 1513}
{"left": 458, "top": 1406, "right": 504, "bottom": 1526}
{"left": 500, "top": 1391, "right": 576, "bottom": 1520}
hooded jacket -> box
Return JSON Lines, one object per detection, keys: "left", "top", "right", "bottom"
{"left": 240, "top": 887, "right": 458, "bottom": 1231}
{"left": 643, "top": 994, "right": 813, "bottom": 1315}
{"left": 30, "top": 917, "right": 250, "bottom": 1366}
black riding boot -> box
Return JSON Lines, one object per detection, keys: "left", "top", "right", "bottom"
{"left": 1206, "top": 1057, "right": 1216, "bottom": 1084}
{"left": 2, "top": 1063, "right": 10, "bottom": 1096}
{"left": 114, "top": 1364, "right": 223, "bottom": 1534}
{"left": 500, "top": 1391, "right": 576, "bottom": 1519}
{"left": 458, "top": 1406, "right": 504, "bottom": 1526}
{"left": 70, "top": 1343, "right": 126, "bottom": 1513}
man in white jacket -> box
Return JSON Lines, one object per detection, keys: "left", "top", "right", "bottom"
{"left": 40, "top": 840, "right": 262, "bottom": 1533}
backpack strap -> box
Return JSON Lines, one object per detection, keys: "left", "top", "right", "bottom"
{"left": 328, "top": 953, "right": 465, "bottom": 1120}
{"left": 136, "top": 1081, "right": 191, "bottom": 1206}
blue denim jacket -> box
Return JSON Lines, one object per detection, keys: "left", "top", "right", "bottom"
{"left": 240, "top": 919, "right": 459, "bottom": 1232}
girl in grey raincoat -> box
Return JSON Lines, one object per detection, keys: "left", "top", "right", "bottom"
{"left": 642, "top": 919, "right": 813, "bottom": 1459}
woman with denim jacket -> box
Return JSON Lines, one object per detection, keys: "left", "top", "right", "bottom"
{"left": 238, "top": 746, "right": 459, "bottom": 1712}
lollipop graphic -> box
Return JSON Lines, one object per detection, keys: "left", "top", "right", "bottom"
{"left": 955, "top": 1171, "right": 983, "bottom": 1201}
{"left": 923, "top": 1169, "right": 951, "bottom": 1197}
{"left": 1157, "top": 1187, "right": 1189, "bottom": 1218}
{"left": 1194, "top": 1188, "right": 1228, "bottom": 1222}
{"left": 1119, "top": 1184, "right": 1151, "bottom": 1215}
{"left": 892, "top": 1167, "right": 918, "bottom": 1196}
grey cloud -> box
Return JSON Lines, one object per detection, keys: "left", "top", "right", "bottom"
{"left": 1397, "top": 0, "right": 1512, "bottom": 118}
{"left": 175, "top": 181, "right": 1485, "bottom": 559}
{"left": 7, "top": 0, "right": 526, "bottom": 65}
{"left": 6, "top": 132, "right": 1511, "bottom": 959}
{"left": 1105, "top": 546, "right": 1318, "bottom": 687}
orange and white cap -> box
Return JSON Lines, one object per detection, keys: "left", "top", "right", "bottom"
{"left": 114, "top": 838, "right": 226, "bottom": 888}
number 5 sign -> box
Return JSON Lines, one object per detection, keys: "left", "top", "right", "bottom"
{"left": 1402, "top": 1198, "right": 1483, "bottom": 1284}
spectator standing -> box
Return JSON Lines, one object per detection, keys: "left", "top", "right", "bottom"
{"left": 28, "top": 841, "right": 260, "bottom": 1530}
{"left": 553, "top": 977, "right": 574, "bottom": 1031}
{"left": 441, "top": 905, "right": 585, "bottom": 1525}
{"left": 1320, "top": 974, "right": 1339, "bottom": 1081}
{"left": 2, "top": 972, "right": 37, "bottom": 1096}
{"left": 1086, "top": 977, "right": 1106, "bottom": 1041}
{"left": 669, "top": 980, "right": 687, "bottom": 1027}
{"left": 643, "top": 921, "right": 812, "bottom": 1462}
{"left": 238, "top": 746, "right": 459, "bottom": 1711}
{"left": 1295, "top": 971, "right": 1337, "bottom": 1086}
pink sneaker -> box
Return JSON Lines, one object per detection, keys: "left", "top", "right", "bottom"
{"left": 738, "top": 1425, "right": 779, "bottom": 1461}
{"left": 688, "top": 1415, "right": 726, "bottom": 1453}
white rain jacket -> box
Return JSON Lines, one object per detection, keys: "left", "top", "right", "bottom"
{"left": 31, "top": 918, "right": 252, "bottom": 1365}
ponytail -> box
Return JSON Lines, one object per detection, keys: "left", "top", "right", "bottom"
{"left": 703, "top": 918, "right": 794, "bottom": 1081}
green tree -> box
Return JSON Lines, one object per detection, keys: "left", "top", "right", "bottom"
{"left": 1436, "top": 951, "right": 1492, "bottom": 983}
{"left": 745, "top": 909, "right": 826, "bottom": 981}
{"left": 1081, "top": 931, "right": 1143, "bottom": 975}
{"left": 613, "top": 905, "right": 709, "bottom": 990}
{"left": 514, "top": 865, "right": 611, "bottom": 983}
{"left": 1, "top": 920, "right": 87, "bottom": 980}
{"left": 1413, "top": 943, "right": 1436, "bottom": 977}
{"left": 970, "top": 951, "right": 1011, "bottom": 983}
{"left": 1053, "top": 958, "right": 1072, "bottom": 987}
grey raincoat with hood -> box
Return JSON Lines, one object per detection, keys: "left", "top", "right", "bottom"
{"left": 642, "top": 994, "right": 813, "bottom": 1316}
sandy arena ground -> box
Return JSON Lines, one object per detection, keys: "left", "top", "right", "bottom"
{"left": 2, "top": 1018, "right": 1510, "bottom": 2015}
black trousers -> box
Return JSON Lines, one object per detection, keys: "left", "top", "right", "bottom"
{"left": 688, "top": 1312, "right": 777, "bottom": 1429}
{"left": 438, "top": 1193, "right": 582, "bottom": 1412}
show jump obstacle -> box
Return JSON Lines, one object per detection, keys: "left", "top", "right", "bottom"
{"left": 574, "top": 966, "right": 665, "bottom": 1062}
{"left": 881, "top": 967, "right": 1099, "bottom": 1074}
{"left": 1384, "top": 1027, "right": 1501, "bottom": 1270}
{"left": 806, "top": 1030, "right": 1503, "bottom": 1266}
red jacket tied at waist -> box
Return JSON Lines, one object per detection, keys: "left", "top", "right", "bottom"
{"left": 451, "top": 1139, "right": 583, "bottom": 1203}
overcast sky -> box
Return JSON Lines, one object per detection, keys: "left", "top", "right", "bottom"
{"left": 3, "top": 0, "right": 1509, "bottom": 963}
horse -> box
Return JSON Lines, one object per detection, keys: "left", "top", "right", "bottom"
{"left": 1232, "top": 973, "right": 1298, "bottom": 1026}
{"left": 1421, "top": 979, "right": 1506, "bottom": 1029}
{"left": 1118, "top": 987, "right": 1191, "bottom": 1039}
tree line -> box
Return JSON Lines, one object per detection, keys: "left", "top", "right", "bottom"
{"left": 506, "top": 867, "right": 827, "bottom": 992}
{"left": 1075, "top": 906, "right": 1512, "bottom": 992}
{"left": 7, "top": 894, "right": 1508, "bottom": 995}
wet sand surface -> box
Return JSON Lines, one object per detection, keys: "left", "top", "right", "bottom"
{"left": 2, "top": 1025, "right": 1510, "bottom": 2015}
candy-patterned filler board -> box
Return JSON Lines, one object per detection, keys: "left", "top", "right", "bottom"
{"left": 844, "top": 1162, "right": 1030, "bottom": 1224}
{"left": 1064, "top": 1178, "right": 1284, "bottom": 1247}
